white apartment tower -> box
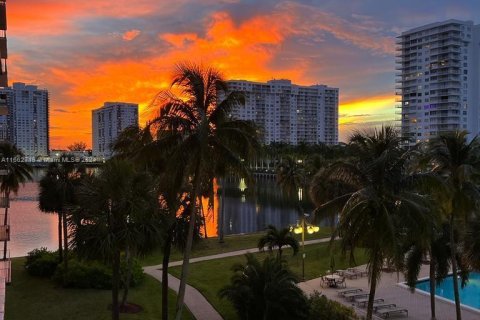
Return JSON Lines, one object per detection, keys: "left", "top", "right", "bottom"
{"left": 0, "top": 83, "right": 49, "bottom": 157}
{"left": 92, "top": 102, "right": 138, "bottom": 158}
{"left": 227, "top": 80, "right": 338, "bottom": 145}
{"left": 396, "top": 19, "right": 480, "bottom": 144}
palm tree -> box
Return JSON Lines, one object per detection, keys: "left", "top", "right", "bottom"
{"left": 111, "top": 125, "right": 155, "bottom": 170}
{"left": 464, "top": 211, "right": 480, "bottom": 270}
{"left": 112, "top": 122, "right": 191, "bottom": 320}
{"left": 401, "top": 144, "right": 456, "bottom": 320}
{"left": 152, "top": 63, "right": 259, "bottom": 320}
{"left": 310, "top": 126, "right": 429, "bottom": 320}
{"left": 39, "top": 159, "right": 83, "bottom": 271}
{"left": 276, "top": 155, "right": 307, "bottom": 214}
{"left": 257, "top": 225, "right": 299, "bottom": 258}
{"left": 404, "top": 223, "right": 451, "bottom": 320}
{"left": 424, "top": 131, "right": 480, "bottom": 320}
{"left": 219, "top": 253, "right": 309, "bottom": 320}
{"left": 39, "top": 167, "right": 65, "bottom": 262}
{"left": 158, "top": 191, "right": 202, "bottom": 320}
{"left": 0, "top": 143, "right": 32, "bottom": 260}
{"left": 73, "top": 159, "right": 163, "bottom": 320}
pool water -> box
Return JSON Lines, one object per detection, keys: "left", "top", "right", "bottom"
{"left": 415, "top": 272, "right": 480, "bottom": 310}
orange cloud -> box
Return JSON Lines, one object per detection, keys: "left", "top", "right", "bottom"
{"left": 9, "top": 4, "right": 396, "bottom": 148}
{"left": 7, "top": 0, "right": 162, "bottom": 36}
{"left": 122, "top": 29, "right": 141, "bottom": 41}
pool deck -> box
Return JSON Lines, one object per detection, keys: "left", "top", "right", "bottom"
{"left": 299, "top": 264, "right": 480, "bottom": 320}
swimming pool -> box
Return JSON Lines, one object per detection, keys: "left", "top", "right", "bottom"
{"left": 415, "top": 272, "right": 480, "bottom": 310}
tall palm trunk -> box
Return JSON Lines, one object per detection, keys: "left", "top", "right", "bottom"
{"left": 429, "top": 252, "right": 437, "bottom": 320}
{"left": 2, "top": 191, "right": 9, "bottom": 260}
{"left": 218, "top": 178, "right": 225, "bottom": 243}
{"left": 112, "top": 248, "right": 121, "bottom": 320}
{"left": 57, "top": 212, "right": 63, "bottom": 262}
{"left": 62, "top": 210, "right": 69, "bottom": 275}
{"left": 121, "top": 245, "right": 132, "bottom": 308}
{"left": 175, "top": 162, "right": 201, "bottom": 320}
{"left": 449, "top": 215, "right": 462, "bottom": 320}
{"left": 162, "top": 227, "right": 174, "bottom": 320}
{"left": 200, "top": 202, "right": 208, "bottom": 239}
{"left": 366, "top": 254, "right": 380, "bottom": 320}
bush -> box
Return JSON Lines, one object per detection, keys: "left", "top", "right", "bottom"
{"left": 53, "top": 257, "right": 145, "bottom": 289}
{"left": 308, "top": 292, "right": 359, "bottom": 320}
{"left": 121, "top": 257, "right": 145, "bottom": 287}
{"left": 25, "top": 248, "right": 59, "bottom": 277}
{"left": 53, "top": 259, "right": 112, "bottom": 289}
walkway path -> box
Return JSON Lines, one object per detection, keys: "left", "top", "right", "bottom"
{"left": 144, "top": 237, "right": 333, "bottom": 320}
{"left": 299, "top": 264, "right": 480, "bottom": 320}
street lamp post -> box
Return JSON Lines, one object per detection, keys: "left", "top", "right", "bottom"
{"left": 292, "top": 213, "right": 319, "bottom": 280}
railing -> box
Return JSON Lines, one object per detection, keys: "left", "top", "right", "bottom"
{"left": 0, "top": 277, "right": 4, "bottom": 320}
{"left": 0, "top": 226, "right": 8, "bottom": 242}
{"left": 0, "top": 250, "right": 10, "bottom": 284}
{"left": 0, "top": 198, "right": 8, "bottom": 209}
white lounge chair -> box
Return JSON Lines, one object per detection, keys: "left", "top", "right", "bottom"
{"left": 337, "top": 288, "right": 362, "bottom": 296}
{"left": 373, "top": 303, "right": 397, "bottom": 312}
{"left": 376, "top": 306, "right": 408, "bottom": 318}
{"left": 356, "top": 297, "right": 384, "bottom": 308}
{"left": 344, "top": 292, "right": 369, "bottom": 301}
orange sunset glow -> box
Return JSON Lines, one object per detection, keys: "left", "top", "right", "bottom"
{"left": 7, "top": 0, "right": 452, "bottom": 148}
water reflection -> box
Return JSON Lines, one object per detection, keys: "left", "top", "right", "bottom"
{"left": 9, "top": 173, "right": 325, "bottom": 257}
{"left": 10, "top": 182, "right": 57, "bottom": 257}
{"left": 207, "top": 177, "right": 318, "bottom": 237}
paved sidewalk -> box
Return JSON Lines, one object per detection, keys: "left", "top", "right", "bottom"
{"left": 155, "top": 237, "right": 333, "bottom": 269}
{"left": 299, "top": 264, "right": 480, "bottom": 320}
{"left": 144, "top": 266, "right": 222, "bottom": 320}
{"left": 144, "top": 237, "right": 333, "bottom": 320}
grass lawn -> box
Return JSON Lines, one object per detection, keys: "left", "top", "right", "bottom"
{"left": 140, "top": 227, "right": 333, "bottom": 267}
{"left": 6, "top": 258, "right": 194, "bottom": 320}
{"left": 169, "top": 241, "right": 368, "bottom": 320}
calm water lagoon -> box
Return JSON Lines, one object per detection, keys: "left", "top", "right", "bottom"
{"left": 9, "top": 173, "right": 322, "bottom": 257}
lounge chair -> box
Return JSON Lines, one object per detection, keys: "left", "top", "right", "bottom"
{"left": 373, "top": 303, "right": 397, "bottom": 312}
{"left": 343, "top": 270, "right": 359, "bottom": 279}
{"left": 376, "top": 306, "right": 408, "bottom": 318}
{"left": 343, "top": 292, "right": 369, "bottom": 301}
{"left": 348, "top": 267, "right": 368, "bottom": 277}
{"left": 337, "top": 288, "right": 362, "bottom": 296}
{"left": 356, "top": 297, "right": 384, "bottom": 308}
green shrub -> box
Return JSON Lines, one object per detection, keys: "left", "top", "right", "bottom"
{"left": 308, "top": 292, "right": 359, "bottom": 320}
{"left": 53, "top": 257, "right": 144, "bottom": 289}
{"left": 53, "top": 259, "right": 112, "bottom": 289}
{"left": 121, "top": 257, "right": 145, "bottom": 287}
{"left": 24, "top": 248, "right": 59, "bottom": 277}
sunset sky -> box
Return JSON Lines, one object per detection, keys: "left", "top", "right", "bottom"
{"left": 6, "top": 0, "right": 480, "bottom": 148}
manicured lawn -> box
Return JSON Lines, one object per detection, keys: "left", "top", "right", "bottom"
{"left": 140, "top": 228, "right": 333, "bottom": 267}
{"left": 6, "top": 258, "right": 194, "bottom": 320}
{"left": 169, "top": 241, "right": 368, "bottom": 320}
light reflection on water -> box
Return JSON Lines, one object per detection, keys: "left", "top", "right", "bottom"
{"left": 204, "top": 177, "right": 323, "bottom": 238}
{"left": 9, "top": 182, "right": 57, "bottom": 257}
{"left": 10, "top": 177, "right": 325, "bottom": 256}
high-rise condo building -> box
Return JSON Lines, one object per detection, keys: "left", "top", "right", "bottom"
{"left": 92, "top": 102, "right": 138, "bottom": 158}
{"left": 0, "top": 0, "right": 7, "bottom": 89}
{"left": 0, "top": 0, "right": 9, "bottom": 132}
{"left": 0, "top": 83, "right": 49, "bottom": 157}
{"left": 227, "top": 79, "right": 338, "bottom": 145}
{"left": 396, "top": 19, "right": 480, "bottom": 145}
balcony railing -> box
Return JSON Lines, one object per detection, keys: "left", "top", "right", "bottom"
{"left": 0, "top": 250, "right": 11, "bottom": 284}
{"left": 0, "top": 226, "right": 8, "bottom": 242}
{"left": 0, "top": 198, "right": 8, "bottom": 209}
